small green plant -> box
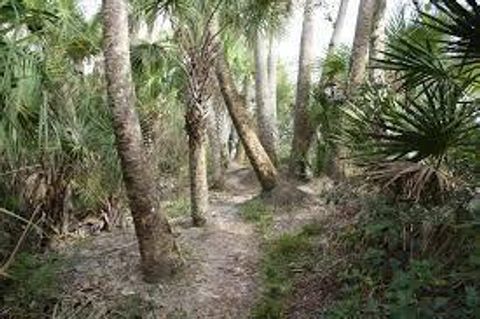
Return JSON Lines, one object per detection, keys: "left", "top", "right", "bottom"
{"left": 1, "top": 252, "right": 65, "bottom": 318}
{"left": 252, "top": 227, "right": 320, "bottom": 319}
{"left": 240, "top": 199, "right": 274, "bottom": 234}
{"left": 323, "top": 191, "right": 480, "bottom": 318}
{"left": 165, "top": 196, "right": 190, "bottom": 218}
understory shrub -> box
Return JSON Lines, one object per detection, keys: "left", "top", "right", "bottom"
{"left": 325, "top": 188, "right": 480, "bottom": 318}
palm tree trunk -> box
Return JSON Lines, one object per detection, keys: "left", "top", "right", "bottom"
{"left": 369, "top": 0, "right": 387, "bottom": 83}
{"left": 255, "top": 31, "right": 278, "bottom": 165}
{"left": 215, "top": 48, "right": 278, "bottom": 191}
{"left": 207, "top": 101, "right": 226, "bottom": 189}
{"left": 289, "top": 0, "right": 316, "bottom": 179}
{"left": 186, "top": 106, "right": 208, "bottom": 226}
{"left": 102, "top": 0, "right": 181, "bottom": 283}
{"left": 268, "top": 35, "right": 278, "bottom": 148}
{"left": 327, "top": 0, "right": 351, "bottom": 53}
{"left": 348, "top": 0, "right": 376, "bottom": 95}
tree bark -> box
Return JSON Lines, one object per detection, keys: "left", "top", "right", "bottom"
{"left": 327, "top": 0, "right": 351, "bottom": 53}
{"left": 207, "top": 100, "right": 226, "bottom": 189}
{"left": 255, "top": 31, "right": 278, "bottom": 165}
{"left": 234, "top": 76, "right": 253, "bottom": 164}
{"left": 102, "top": 0, "right": 181, "bottom": 283}
{"left": 215, "top": 49, "right": 278, "bottom": 191}
{"left": 289, "top": 0, "right": 316, "bottom": 180}
{"left": 348, "top": 0, "right": 377, "bottom": 95}
{"left": 267, "top": 35, "right": 278, "bottom": 149}
{"left": 186, "top": 108, "right": 208, "bottom": 226}
{"left": 369, "top": 0, "right": 387, "bottom": 84}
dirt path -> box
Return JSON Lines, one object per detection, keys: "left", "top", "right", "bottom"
{"left": 58, "top": 167, "right": 327, "bottom": 318}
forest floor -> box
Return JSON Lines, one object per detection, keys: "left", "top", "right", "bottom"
{"left": 54, "top": 164, "right": 331, "bottom": 318}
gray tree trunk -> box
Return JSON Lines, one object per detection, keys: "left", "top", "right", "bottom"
{"left": 255, "top": 31, "right": 278, "bottom": 165}
{"left": 348, "top": 0, "right": 377, "bottom": 95}
{"left": 267, "top": 35, "right": 278, "bottom": 145}
{"left": 102, "top": 0, "right": 181, "bottom": 283}
{"left": 186, "top": 116, "right": 208, "bottom": 226}
{"left": 207, "top": 99, "right": 227, "bottom": 189}
{"left": 369, "top": 0, "right": 387, "bottom": 83}
{"left": 328, "top": 0, "right": 351, "bottom": 53}
{"left": 289, "top": 0, "right": 316, "bottom": 179}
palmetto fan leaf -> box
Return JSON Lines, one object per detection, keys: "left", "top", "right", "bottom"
{"left": 342, "top": 84, "right": 479, "bottom": 165}
{"left": 422, "top": 0, "right": 480, "bottom": 65}
{"left": 341, "top": 84, "right": 478, "bottom": 201}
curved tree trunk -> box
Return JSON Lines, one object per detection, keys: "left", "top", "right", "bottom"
{"left": 215, "top": 49, "right": 278, "bottom": 191}
{"left": 289, "top": 0, "right": 316, "bottom": 180}
{"left": 369, "top": 0, "right": 387, "bottom": 84}
{"left": 102, "top": 0, "right": 181, "bottom": 283}
{"left": 348, "top": 0, "right": 377, "bottom": 95}
{"left": 255, "top": 31, "right": 278, "bottom": 165}
{"left": 234, "top": 76, "right": 253, "bottom": 164}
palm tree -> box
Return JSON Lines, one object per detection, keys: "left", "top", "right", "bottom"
{"left": 341, "top": 7, "right": 480, "bottom": 201}
{"left": 348, "top": 0, "right": 376, "bottom": 95}
{"left": 177, "top": 21, "right": 216, "bottom": 226}
{"left": 102, "top": 0, "right": 181, "bottom": 282}
{"left": 136, "top": 0, "right": 287, "bottom": 192}
{"left": 289, "top": 0, "right": 316, "bottom": 179}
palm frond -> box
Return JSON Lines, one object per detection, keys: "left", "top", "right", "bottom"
{"left": 422, "top": 0, "right": 480, "bottom": 65}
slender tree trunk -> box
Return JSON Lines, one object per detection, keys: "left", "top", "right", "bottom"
{"left": 215, "top": 49, "right": 278, "bottom": 191}
{"left": 186, "top": 107, "right": 208, "bottom": 226}
{"left": 369, "top": 0, "right": 387, "bottom": 83}
{"left": 289, "top": 0, "right": 316, "bottom": 180}
{"left": 102, "top": 0, "right": 181, "bottom": 282}
{"left": 348, "top": 0, "right": 377, "bottom": 95}
{"left": 207, "top": 101, "right": 226, "bottom": 189}
{"left": 327, "top": 0, "right": 351, "bottom": 53}
{"left": 268, "top": 35, "right": 278, "bottom": 147}
{"left": 255, "top": 31, "right": 278, "bottom": 165}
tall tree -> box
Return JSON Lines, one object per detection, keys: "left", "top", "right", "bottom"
{"left": 316, "top": 0, "right": 352, "bottom": 180}
{"left": 215, "top": 47, "right": 278, "bottom": 191}
{"left": 177, "top": 15, "right": 218, "bottom": 226}
{"left": 327, "top": 0, "right": 351, "bottom": 53}
{"left": 255, "top": 31, "right": 278, "bottom": 164}
{"left": 369, "top": 0, "right": 387, "bottom": 83}
{"left": 102, "top": 0, "right": 181, "bottom": 282}
{"left": 267, "top": 35, "right": 278, "bottom": 149}
{"left": 289, "top": 0, "right": 316, "bottom": 179}
{"left": 348, "top": 0, "right": 377, "bottom": 94}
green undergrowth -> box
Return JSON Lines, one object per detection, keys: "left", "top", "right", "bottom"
{"left": 324, "top": 190, "right": 480, "bottom": 318}
{"left": 250, "top": 183, "right": 480, "bottom": 318}
{"left": 252, "top": 224, "right": 324, "bottom": 318}
{"left": 164, "top": 195, "right": 190, "bottom": 219}
{"left": 240, "top": 198, "right": 274, "bottom": 235}
{"left": 0, "top": 252, "right": 66, "bottom": 318}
